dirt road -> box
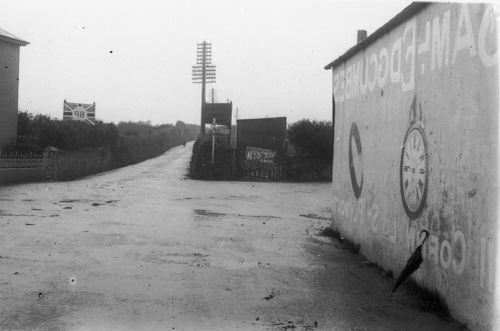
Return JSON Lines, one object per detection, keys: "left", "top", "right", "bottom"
{"left": 0, "top": 143, "right": 464, "bottom": 330}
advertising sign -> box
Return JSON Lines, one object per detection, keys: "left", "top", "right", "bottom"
{"left": 63, "top": 100, "right": 96, "bottom": 123}
{"left": 245, "top": 147, "right": 277, "bottom": 165}
{"left": 203, "top": 103, "right": 232, "bottom": 128}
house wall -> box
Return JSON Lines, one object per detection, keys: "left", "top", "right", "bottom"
{"left": 0, "top": 39, "right": 20, "bottom": 150}
{"left": 330, "top": 3, "right": 498, "bottom": 330}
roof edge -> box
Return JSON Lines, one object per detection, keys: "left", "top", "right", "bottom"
{"left": 0, "top": 34, "right": 29, "bottom": 46}
{"left": 324, "top": 2, "right": 429, "bottom": 70}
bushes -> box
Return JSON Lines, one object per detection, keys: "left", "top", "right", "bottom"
{"left": 4, "top": 112, "right": 118, "bottom": 153}
{"left": 3, "top": 111, "right": 200, "bottom": 178}
{"left": 189, "top": 119, "right": 333, "bottom": 181}
{"left": 287, "top": 119, "right": 333, "bottom": 162}
{"left": 189, "top": 134, "right": 234, "bottom": 180}
{"left": 287, "top": 120, "right": 333, "bottom": 181}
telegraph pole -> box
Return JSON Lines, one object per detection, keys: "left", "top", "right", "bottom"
{"left": 192, "top": 41, "right": 216, "bottom": 134}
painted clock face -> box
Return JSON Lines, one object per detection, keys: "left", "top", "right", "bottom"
{"left": 400, "top": 124, "right": 428, "bottom": 218}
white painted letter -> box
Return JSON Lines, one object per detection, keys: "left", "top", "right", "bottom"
{"left": 431, "top": 10, "right": 451, "bottom": 70}
{"left": 368, "top": 53, "right": 378, "bottom": 92}
{"left": 478, "top": 5, "right": 498, "bottom": 67}
{"left": 452, "top": 230, "right": 467, "bottom": 275}
{"left": 452, "top": 4, "right": 477, "bottom": 64}
{"left": 402, "top": 19, "right": 416, "bottom": 92}
{"left": 427, "top": 235, "right": 440, "bottom": 265}
{"left": 378, "top": 48, "right": 389, "bottom": 88}
{"left": 337, "top": 69, "right": 345, "bottom": 103}
{"left": 351, "top": 61, "right": 361, "bottom": 98}
{"left": 390, "top": 38, "right": 402, "bottom": 83}
{"left": 345, "top": 65, "right": 352, "bottom": 100}
{"left": 440, "top": 239, "right": 452, "bottom": 269}
{"left": 360, "top": 56, "right": 369, "bottom": 94}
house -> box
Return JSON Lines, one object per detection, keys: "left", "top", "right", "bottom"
{"left": 0, "top": 27, "right": 29, "bottom": 150}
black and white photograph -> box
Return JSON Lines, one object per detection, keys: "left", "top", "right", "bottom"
{"left": 0, "top": 1, "right": 498, "bottom": 330}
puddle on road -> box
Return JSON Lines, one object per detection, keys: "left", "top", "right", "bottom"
{"left": 91, "top": 200, "right": 119, "bottom": 207}
{"left": 194, "top": 209, "right": 226, "bottom": 217}
{"left": 300, "top": 213, "right": 330, "bottom": 221}
{"left": 142, "top": 251, "right": 209, "bottom": 267}
{"left": 177, "top": 194, "right": 260, "bottom": 202}
{"left": 236, "top": 214, "right": 281, "bottom": 220}
{"left": 225, "top": 195, "right": 260, "bottom": 200}
{"left": 59, "top": 199, "right": 82, "bottom": 203}
{"left": 193, "top": 209, "right": 280, "bottom": 221}
{"left": 1, "top": 213, "right": 37, "bottom": 217}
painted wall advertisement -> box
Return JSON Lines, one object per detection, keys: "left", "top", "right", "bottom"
{"left": 330, "top": 3, "right": 498, "bottom": 329}
{"left": 245, "top": 147, "right": 277, "bottom": 165}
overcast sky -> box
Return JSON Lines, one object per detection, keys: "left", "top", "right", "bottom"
{"left": 2, "top": 0, "right": 411, "bottom": 125}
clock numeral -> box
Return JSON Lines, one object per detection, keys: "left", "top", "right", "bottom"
{"left": 418, "top": 180, "right": 424, "bottom": 191}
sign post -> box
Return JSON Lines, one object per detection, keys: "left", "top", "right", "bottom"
{"left": 211, "top": 118, "right": 216, "bottom": 165}
{"left": 232, "top": 107, "right": 238, "bottom": 177}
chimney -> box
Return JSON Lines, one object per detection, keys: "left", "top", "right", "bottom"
{"left": 357, "top": 30, "right": 367, "bottom": 44}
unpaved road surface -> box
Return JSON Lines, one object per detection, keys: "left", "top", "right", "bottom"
{"left": 0, "top": 143, "right": 465, "bottom": 330}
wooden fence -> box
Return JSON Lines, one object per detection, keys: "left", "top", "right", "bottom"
{"left": 240, "top": 162, "right": 286, "bottom": 180}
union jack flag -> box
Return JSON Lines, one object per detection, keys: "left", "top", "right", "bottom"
{"left": 63, "top": 100, "right": 96, "bottom": 125}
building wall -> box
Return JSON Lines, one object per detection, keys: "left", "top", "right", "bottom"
{"left": 0, "top": 39, "right": 20, "bottom": 150}
{"left": 330, "top": 3, "right": 498, "bottom": 330}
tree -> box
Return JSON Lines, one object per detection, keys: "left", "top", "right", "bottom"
{"left": 287, "top": 120, "right": 333, "bottom": 162}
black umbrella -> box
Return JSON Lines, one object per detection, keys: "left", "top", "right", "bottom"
{"left": 391, "top": 229, "right": 429, "bottom": 295}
